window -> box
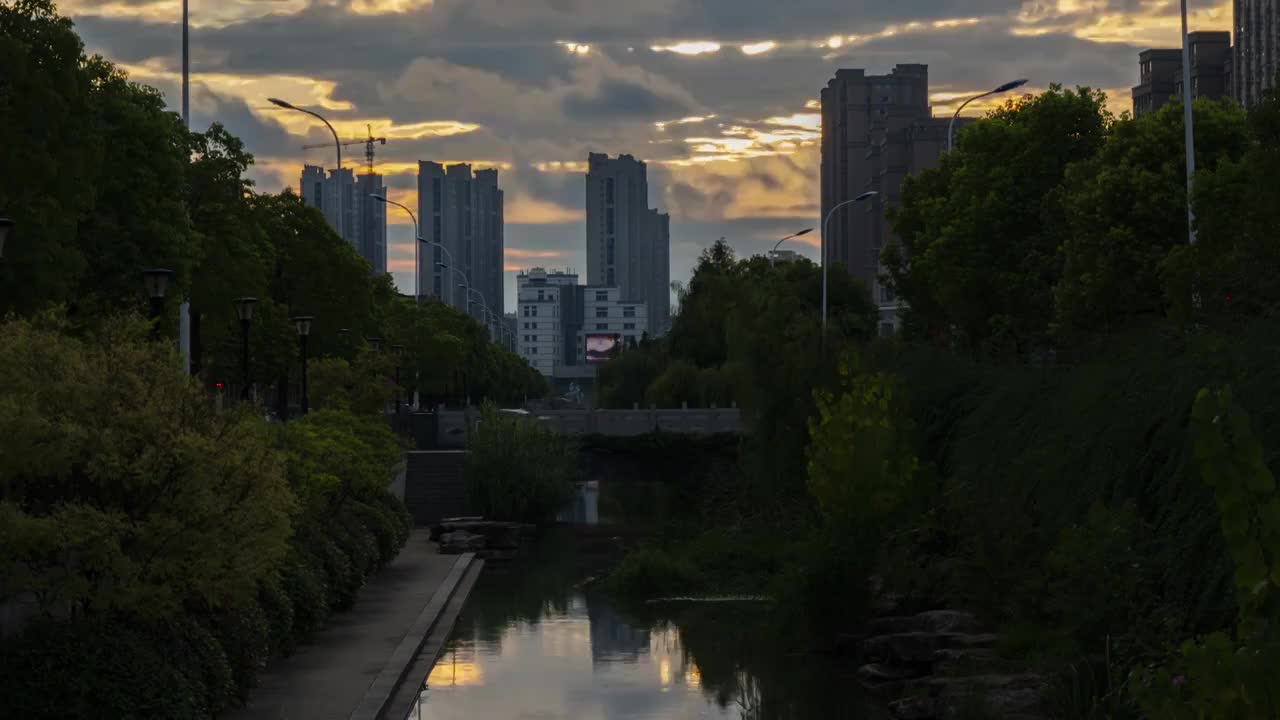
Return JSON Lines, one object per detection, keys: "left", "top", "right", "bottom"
{"left": 607, "top": 238, "right": 615, "bottom": 264}
{"left": 432, "top": 178, "right": 442, "bottom": 206}
{"left": 596, "top": 307, "right": 608, "bottom": 318}
{"left": 623, "top": 306, "right": 635, "bottom": 318}
{"left": 606, "top": 208, "right": 615, "bottom": 235}
{"left": 537, "top": 290, "right": 545, "bottom": 300}
{"left": 596, "top": 323, "right": 608, "bottom": 330}
{"left": 607, "top": 268, "right": 615, "bottom": 285}
{"left": 313, "top": 182, "right": 324, "bottom": 208}
{"left": 530, "top": 347, "right": 538, "bottom": 355}
{"left": 595, "top": 291, "right": 609, "bottom": 302}
{"left": 531, "top": 307, "right": 538, "bottom": 317}
{"left": 606, "top": 177, "right": 615, "bottom": 204}
{"left": 624, "top": 323, "right": 636, "bottom": 330}
{"left": 432, "top": 216, "right": 441, "bottom": 240}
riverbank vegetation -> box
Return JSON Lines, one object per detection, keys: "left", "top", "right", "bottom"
{"left": 605, "top": 86, "right": 1280, "bottom": 717}
{"left": 0, "top": 4, "right": 542, "bottom": 716}
{"left": 465, "top": 404, "right": 578, "bottom": 524}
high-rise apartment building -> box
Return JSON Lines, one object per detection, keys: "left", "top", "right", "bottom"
{"left": 1235, "top": 0, "right": 1280, "bottom": 107}
{"left": 1132, "top": 32, "right": 1232, "bottom": 117}
{"left": 299, "top": 165, "right": 387, "bottom": 274}
{"left": 585, "top": 153, "right": 670, "bottom": 336}
{"left": 417, "top": 163, "right": 505, "bottom": 320}
{"left": 516, "top": 268, "right": 581, "bottom": 377}
{"left": 820, "top": 65, "right": 952, "bottom": 333}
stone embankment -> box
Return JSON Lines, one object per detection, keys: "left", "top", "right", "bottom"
{"left": 855, "top": 606, "right": 1050, "bottom": 720}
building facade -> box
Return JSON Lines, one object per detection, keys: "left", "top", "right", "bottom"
{"left": 417, "top": 163, "right": 505, "bottom": 320}
{"left": 820, "top": 64, "right": 952, "bottom": 334}
{"left": 576, "top": 287, "right": 648, "bottom": 366}
{"left": 299, "top": 165, "right": 386, "bottom": 274}
{"left": 1235, "top": 0, "right": 1280, "bottom": 107}
{"left": 514, "top": 269, "right": 648, "bottom": 379}
{"left": 1133, "top": 32, "right": 1232, "bottom": 117}
{"left": 585, "top": 153, "right": 670, "bottom": 336}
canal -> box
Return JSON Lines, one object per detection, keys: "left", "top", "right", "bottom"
{"left": 406, "top": 480, "right": 887, "bottom": 719}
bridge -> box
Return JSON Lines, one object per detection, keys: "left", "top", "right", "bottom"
{"left": 433, "top": 406, "right": 742, "bottom": 447}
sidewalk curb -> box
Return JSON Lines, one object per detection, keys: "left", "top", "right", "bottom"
{"left": 348, "top": 552, "right": 475, "bottom": 720}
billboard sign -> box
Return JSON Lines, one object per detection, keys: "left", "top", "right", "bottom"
{"left": 585, "top": 334, "right": 620, "bottom": 364}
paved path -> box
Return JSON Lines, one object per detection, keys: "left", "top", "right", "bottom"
{"left": 229, "top": 531, "right": 469, "bottom": 720}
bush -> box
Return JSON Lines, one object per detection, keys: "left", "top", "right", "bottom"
{"left": 466, "top": 403, "right": 577, "bottom": 523}
{"left": 609, "top": 547, "right": 703, "bottom": 598}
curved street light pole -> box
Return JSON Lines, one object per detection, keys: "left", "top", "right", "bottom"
{"left": 424, "top": 241, "right": 459, "bottom": 306}
{"left": 269, "top": 98, "right": 343, "bottom": 240}
{"left": 770, "top": 228, "right": 814, "bottom": 264}
{"left": 947, "top": 79, "right": 1029, "bottom": 152}
{"left": 369, "top": 194, "right": 420, "bottom": 301}
{"left": 460, "top": 285, "right": 494, "bottom": 340}
{"left": 822, "top": 191, "right": 878, "bottom": 346}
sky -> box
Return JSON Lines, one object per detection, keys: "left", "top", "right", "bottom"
{"left": 64, "top": 0, "right": 1233, "bottom": 312}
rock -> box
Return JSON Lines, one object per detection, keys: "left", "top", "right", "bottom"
{"left": 864, "top": 632, "right": 1000, "bottom": 666}
{"left": 858, "top": 663, "right": 924, "bottom": 694}
{"left": 927, "top": 674, "right": 1049, "bottom": 718}
{"left": 932, "top": 648, "right": 1014, "bottom": 677}
{"left": 915, "top": 610, "right": 981, "bottom": 634}
{"left": 888, "top": 694, "right": 936, "bottom": 720}
{"left": 439, "top": 529, "right": 486, "bottom": 553}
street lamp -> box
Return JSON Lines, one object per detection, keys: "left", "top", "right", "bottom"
{"left": 142, "top": 268, "right": 174, "bottom": 339}
{"left": 269, "top": 98, "right": 344, "bottom": 240}
{"left": 234, "top": 297, "right": 257, "bottom": 400}
{"left": 292, "top": 316, "right": 313, "bottom": 416}
{"left": 459, "top": 284, "right": 493, "bottom": 339}
{"left": 369, "top": 194, "right": 421, "bottom": 302}
{"left": 822, "top": 191, "right": 878, "bottom": 344}
{"left": 425, "top": 242, "right": 460, "bottom": 306}
{"left": 1179, "top": 0, "right": 1197, "bottom": 246}
{"left": 391, "top": 344, "right": 405, "bottom": 414}
{"left": 368, "top": 336, "right": 383, "bottom": 352}
{"left": 947, "top": 78, "right": 1029, "bottom": 152}
{"left": 770, "top": 228, "right": 813, "bottom": 264}
{"left": 0, "top": 218, "right": 13, "bottom": 259}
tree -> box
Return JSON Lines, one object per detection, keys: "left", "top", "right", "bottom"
{"left": 1054, "top": 98, "right": 1249, "bottom": 337}
{"left": 0, "top": 313, "right": 295, "bottom": 617}
{"left": 884, "top": 86, "right": 1111, "bottom": 355}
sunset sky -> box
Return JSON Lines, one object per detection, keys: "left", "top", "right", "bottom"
{"left": 65, "top": 0, "right": 1232, "bottom": 310}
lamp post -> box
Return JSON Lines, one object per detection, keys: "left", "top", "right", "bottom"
{"left": 142, "top": 268, "right": 174, "bottom": 339}
{"left": 369, "top": 194, "right": 421, "bottom": 302}
{"left": 425, "top": 242, "right": 459, "bottom": 306}
{"left": 770, "top": 228, "right": 813, "bottom": 264}
{"left": 1179, "top": 0, "right": 1197, "bottom": 246}
{"left": 0, "top": 218, "right": 12, "bottom": 259}
{"left": 292, "top": 316, "right": 313, "bottom": 416}
{"left": 368, "top": 336, "right": 383, "bottom": 352}
{"left": 460, "top": 285, "right": 493, "bottom": 340}
{"left": 822, "top": 191, "right": 878, "bottom": 345}
{"left": 948, "top": 78, "right": 1029, "bottom": 152}
{"left": 391, "top": 344, "right": 405, "bottom": 414}
{"left": 234, "top": 297, "right": 257, "bottom": 401}
{"left": 269, "top": 98, "right": 344, "bottom": 240}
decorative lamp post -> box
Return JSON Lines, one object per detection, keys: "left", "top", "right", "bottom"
{"left": 292, "top": 316, "right": 314, "bottom": 416}
{"left": 0, "top": 218, "right": 13, "bottom": 259}
{"left": 391, "top": 344, "right": 405, "bottom": 414}
{"left": 142, "top": 268, "right": 175, "bottom": 339}
{"left": 234, "top": 297, "right": 257, "bottom": 400}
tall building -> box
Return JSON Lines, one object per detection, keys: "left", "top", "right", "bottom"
{"left": 585, "top": 153, "right": 670, "bottom": 336}
{"left": 298, "top": 165, "right": 386, "bottom": 274}
{"left": 516, "top": 268, "right": 581, "bottom": 377}
{"left": 417, "top": 163, "right": 505, "bottom": 320}
{"left": 1132, "top": 32, "right": 1232, "bottom": 117}
{"left": 821, "top": 65, "right": 953, "bottom": 334}
{"left": 1235, "top": 0, "right": 1280, "bottom": 107}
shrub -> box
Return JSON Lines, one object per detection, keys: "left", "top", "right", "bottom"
{"left": 609, "top": 547, "right": 703, "bottom": 599}
{"left": 466, "top": 403, "right": 577, "bottom": 523}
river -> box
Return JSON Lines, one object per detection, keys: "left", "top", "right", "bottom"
{"left": 407, "top": 480, "right": 887, "bottom": 720}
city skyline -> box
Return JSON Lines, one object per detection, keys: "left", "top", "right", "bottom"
{"left": 65, "top": 0, "right": 1239, "bottom": 309}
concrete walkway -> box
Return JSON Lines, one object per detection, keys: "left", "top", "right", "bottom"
{"left": 228, "top": 532, "right": 472, "bottom": 720}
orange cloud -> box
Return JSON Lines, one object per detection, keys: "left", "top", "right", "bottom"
{"left": 507, "top": 248, "right": 566, "bottom": 260}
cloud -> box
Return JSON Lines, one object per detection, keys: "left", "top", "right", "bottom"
{"left": 563, "top": 79, "right": 693, "bottom": 119}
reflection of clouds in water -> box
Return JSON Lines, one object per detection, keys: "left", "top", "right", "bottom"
{"left": 416, "top": 592, "right": 739, "bottom": 720}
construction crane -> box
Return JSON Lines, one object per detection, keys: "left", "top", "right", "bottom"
{"left": 302, "top": 125, "right": 386, "bottom": 175}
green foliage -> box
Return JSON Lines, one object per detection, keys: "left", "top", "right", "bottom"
{"left": 1054, "top": 99, "right": 1250, "bottom": 338}
{"left": 806, "top": 360, "right": 930, "bottom": 533}
{"left": 1131, "top": 387, "right": 1280, "bottom": 719}
{"left": 885, "top": 85, "right": 1111, "bottom": 354}
{"left": 609, "top": 547, "right": 703, "bottom": 598}
{"left": 465, "top": 404, "right": 577, "bottom": 523}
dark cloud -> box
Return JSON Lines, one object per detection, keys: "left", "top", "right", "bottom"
{"left": 562, "top": 78, "right": 693, "bottom": 119}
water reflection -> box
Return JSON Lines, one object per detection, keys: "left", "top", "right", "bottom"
{"left": 410, "top": 486, "right": 883, "bottom": 720}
